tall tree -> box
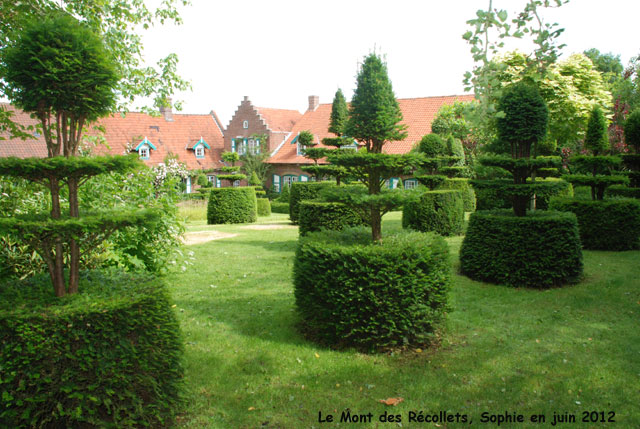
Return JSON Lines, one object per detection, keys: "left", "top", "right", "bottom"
{"left": 328, "top": 88, "right": 348, "bottom": 136}
{"left": 584, "top": 105, "right": 609, "bottom": 155}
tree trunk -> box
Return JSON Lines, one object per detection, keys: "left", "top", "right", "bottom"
{"left": 68, "top": 176, "right": 80, "bottom": 294}
{"left": 48, "top": 178, "right": 66, "bottom": 296}
{"left": 368, "top": 167, "right": 382, "bottom": 242}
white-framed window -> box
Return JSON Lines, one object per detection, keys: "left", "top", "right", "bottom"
{"left": 248, "top": 139, "right": 260, "bottom": 155}
{"left": 139, "top": 145, "right": 150, "bottom": 159}
{"left": 243, "top": 120, "right": 249, "bottom": 129}
{"left": 195, "top": 146, "right": 205, "bottom": 158}
{"left": 296, "top": 143, "right": 306, "bottom": 156}
{"left": 283, "top": 175, "right": 297, "bottom": 188}
{"left": 387, "top": 178, "right": 400, "bottom": 189}
{"left": 207, "top": 175, "right": 216, "bottom": 186}
{"left": 272, "top": 174, "right": 280, "bottom": 192}
{"left": 404, "top": 179, "right": 418, "bottom": 190}
{"left": 235, "top": 138, "right": 247, "bottom": 155}
{"left": 233, "top": 180, "right": 241, "bottom": 187}
{"left": 299, "top": 175, "right": 309, "bottom": 182}
{"left": 185, "top": 176, "right": 192, "bottom": 193}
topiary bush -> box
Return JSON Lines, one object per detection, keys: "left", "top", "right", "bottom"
{"left": 270, "top": 201, "right": 290, "bottom": 214}
{"left": 549, "top": 197, "right": 640, "bottom": 250}
{"left": 459, "top": 210, "right": 583, "bottom": 288}
{"left": 438, "top": 178, "right": 476, "bottom": 211}
{"left": 207, "top": 187, "right": 257, "bottom": 224}
{"left": 293, "top": 228, "right": 450, "bottom": 351}
{"left": 256, "top": 197, "right": 271, "bottom": 217}
{"left": 298, "top": 201, "right": 366, "bottom": 236}
{"left": 606, "top": 185, "right": 640, "bottom": 199}
{"left": 0, "top": 270, "right": 183, "bottom": 427}
{"left": 402, "top": 190, "right": 464, "bottom": 236}
{"left": 472, "top": 178, "right": 572, "bottom": 210}
{"left": 533, "top": 178, "right": 573, "bottom": 210}
{"left": 289, "top": 181, "right": 335, "bottom": 224}
{"left": 418, "top": 134, "right": 448, "bottom": 157}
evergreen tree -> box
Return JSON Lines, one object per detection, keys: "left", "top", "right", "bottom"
{"left": 584, "top": 105, "right": 609, "bottom": 155}
{"left": 328, "top": 88, "right": 348, "bottom": 136}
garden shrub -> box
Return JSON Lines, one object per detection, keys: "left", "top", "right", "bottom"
{"left": 402, "top": 190, "right": 464, "bottom": 236}
{"left": 207, "top": 187, "right": 257, "bottom": 224}
{"left": 298, "top": 201, "right": 366, "bottom": 236}
{"left": 459, "top": 210, "right": 583, "bottom": 288}
{"left": 549, "top": 197, "right": 640, "bottom": 250}
{"left": 534, "top": 178, "right": 573, "bottom": 209}
{"left": 270, "top": 201, "right": 290, "bottom": 214}
{"left": 473, "top": 178, "right": 572, "bottom": 210}
{"left": 606, "top": 185, "right": 640, "bottom": 199}
{"left": 0, "top": 270, "right": 183, "bottom": 427}
{"left": 256, "top": 197, "right": 271, "bottom": 217}
{"left": 438, "top": 178, "right": 476, "bottom": 211}
{"left": 293, "top": 227, "right": 450, "bottom": 351}
{"left": 289, "top": 181, "right": 335, "bottom": 224}
{"left": 417, "top": 134, "right": 447, "bottom": 157}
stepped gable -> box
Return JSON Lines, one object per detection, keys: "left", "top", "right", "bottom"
{"left": 0, "top": 103, "right": 48, "bottom": 158}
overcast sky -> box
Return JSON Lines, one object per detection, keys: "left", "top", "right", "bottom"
{"left": 49, "top": 1, "right": 640, "bottom": 126}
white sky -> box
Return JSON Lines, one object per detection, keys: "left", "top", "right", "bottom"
{"left": 13, "top": 0, "right": 640, "bottom": 126}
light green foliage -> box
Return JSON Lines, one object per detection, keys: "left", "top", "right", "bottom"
{"left": 583, "top": 48, "right": 624, "bottom": 86}
{"left": 418, "top": 134, "right": 448, "bottom": 157}
{"left": 221, "top": 151, "right": 240, "bottom": 165}
{"left": 328, "top": 89, "right": 349, "bottom": 136}
{"left": 248, "top": 171, "right": 261, "bottom": 186}
{"left": 256, "top": 198, "right": 271, "bottom": 217}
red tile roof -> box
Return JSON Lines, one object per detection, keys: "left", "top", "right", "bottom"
{"left": 267, "top": 94, "right": 475, "bottom": 164}
{"left": 0, "top": 103, "right": 48, "bottom": 158}
{"left": 89, "top": 111, "right": 225, "bottom": 170}
{"left": 255, "top": 107, "right": 302, "bottom": 132}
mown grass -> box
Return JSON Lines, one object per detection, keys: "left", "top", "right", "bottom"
{"left": 167, "top": 211, "right": 640, "bottom": 428}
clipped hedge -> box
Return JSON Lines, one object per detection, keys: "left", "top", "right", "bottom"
{"left": 289, "top": 181, "right": 335, "bottom": 224}
{"left": 459, "top": 210, "right": 583, "bottom": 288}
{"left": 473, "top": 178, "right": 572, "bottom": 210}
{"left": 256, "top": 198, "right": 271, "bottom": 216}
{"left": 402, "top": 190, "right": 464, "bottom": 236}
{"left": 0, "top": 270, "right": 183, "bottom": 427}
{"left": 606, "top": 185, "right": 640, "bottom": 199}
{"left": 207, "top": 187, "right": 257, "bottom": 224}
{"left": 270, "top": 201, "right": 290, "bottom": 214}
{"left": 298, "top": 201, "right": 366, "bottom": 236}
{"left": 549, "top": 197, "right": 640, "bottom": 250}
{"left": 294, "top": 228, "right": 450, "bottom": 351}
{"left": 438, "top": 178, "right": 476, "bottom": 211}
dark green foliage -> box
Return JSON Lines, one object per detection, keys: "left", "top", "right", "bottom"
{"left": 256, "top": 198, "right": 271, "bottom": 217}
{"left": 328, "top": 89, "right": 348, "bottom": 136}
{"left": 217, "top": 174, "right": 247, "bottom": 183}
{"left": 0, "top": 12, "right": 118, "bottom": 121}
{"left": 289, "top": 181, "right": 335, "bottom": 224}
{"left": 207, "top": 187, "right": 257, "bottom": 224}
{"left": 293, "top": 228, "right": 450, "bottom": 351}
{"left": 416, "top": 174, "right": 446, "bottom": 190}
{"left": 0, "top": 270, "right": 183, "bottom": 427}
{"left": 196, "top": 174, "right": 207, "bottom": 187}
{"left": 473, "top": 178, "right": 572, "bottom": 210}
{"left": 446, "top": 136, "right": 466, "bottom": 164}
{"left": 438, "top": 178, "right": 476, "bottom": 211}
{"left": 270, "top": 201, "right": 290, "bottom": 214}
{"left": 278, "top": 183, "right": 290, "bottom": 202}
{"left": 549, "top": 197, "right": 640, "bottom": 250}
{"left": 606, "top": 185, "right": 640, "bottom": 199}
{"left": 345, "top": 54, "right": 407, "bottom": 152}
{"left": 460, "top": 210, "right": 583, "bottom": 288}
{"left": 297, "top": 130, "right": 315, "bottom": 146}
{"left": 584, "top": 105, "right": 609, "bottom": 154}
{"left": 496, "top": 82, "right": 548, "bottom": 158}
{"left": 418, "top": 134, "right": 447, "bottom": 157}
{"left": 298, "top": 201, "right": 366, "bottom": 236}
{"left": 570, "top": 155, "right": 622, "bottom": 173}
{"left": 624, "top": 110, "right": 640, "bottom": 152}
{"left": 402, "top": 190, "right": 464, "bottom": 236}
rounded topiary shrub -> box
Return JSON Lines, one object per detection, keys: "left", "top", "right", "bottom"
{"left": 293, "top": 228, "right": 450, "bottom": 351}
{"left": 298, "top": 201, "right": 366, "bottom": 236}
{"left": 270, "top": 201, "right": 290, "bottom": 214}
{"left": 289, "top": 181, "right": 335, "bottom": 224}
{"left": 0, "top": 270, "right": 183, "bottom": 427}
{"left": 207, "top": 187, "right": 257, "bottom": 224}
{"left": 549, "top": 197, "right": 640, "bottom": 250}
{"left": 438, "top": 178, "right": 476, "bottom": 212}
{"left": 402, "top": 190, "right": 464, "bottom": 236}
{"left": 256, "top": 197, "right": 271, "bottom": 216}
{"left": 459, "top": 210, "right": 583, "bottom": 288}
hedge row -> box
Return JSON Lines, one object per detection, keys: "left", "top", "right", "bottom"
{"left": 270, "top": 201, "right": 290, "bottom": 214}
{"left": 207, "top": 187, "right": 257, "bottom": 224}
{"left": 256, "top": 198, "right": 271, "bottom": 217}
{"left": 298, "top": 201, "right": 366, "bottom": 236}
{"left": 606, "top": 185, "right": 640, "bottom": 199}
{"left": 289, "top": 182, "right": 335, "bottom": 224}
{"left": 474, "top": 178, "right": 572, "bottom": 210}
{"left": 549, "top": 197, "right": 640, "bottom": 250}
{"left": 402, "top": 190, "right": 464, "bottom": 236}
{"left": 0, "top": 270, "right": 183, "bottom": 427}
{"left": 293, "top": 228, "right": 450, "bottom": 351}
{"left": 438, "top": 178, "right": 476, "bottom": 211}
{"left": 459, "top": 210, "right": 583, "bottom": 288}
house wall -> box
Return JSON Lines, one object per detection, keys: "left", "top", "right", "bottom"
{"left": 225, "top": 97, "right": 273, "bottom": 152}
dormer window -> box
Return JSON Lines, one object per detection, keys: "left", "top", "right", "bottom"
{"left": 134, "top": 137, "right": 156, "bottom": 160}
{"left": 243, "top": 120, "right": 249, "bottom": 129}
{"left": 191, "top": 137, "right": 210, "bottom": 159}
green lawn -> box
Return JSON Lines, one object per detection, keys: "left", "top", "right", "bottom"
{"left": 168, "top": 211, "right": 640, "bottom": 428}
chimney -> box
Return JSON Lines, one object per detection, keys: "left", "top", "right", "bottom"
{"left": 308, "top": 95, "right": 319, "bottom": 112}
{"left": 159, "top": 98, "right": 173, "bottom": 122}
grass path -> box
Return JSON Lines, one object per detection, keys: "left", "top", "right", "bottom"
{"left": 167, "top": 212, "right": 640, "bottom": 428}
